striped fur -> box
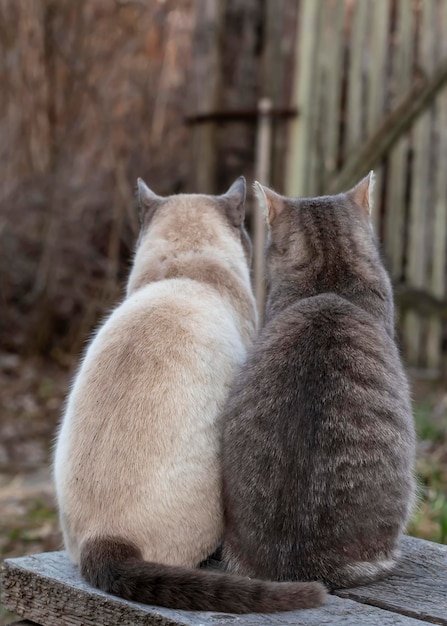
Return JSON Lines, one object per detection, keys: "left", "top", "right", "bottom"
{"left": 221, "top": 175, "right": 416, "bottom": 589}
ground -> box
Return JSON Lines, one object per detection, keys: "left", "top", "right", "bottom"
{"left": 0, "top": 352, "right": 446, "bottom": 625}
{"left": 0, "top": 354, "right": 67, "bottom": 625}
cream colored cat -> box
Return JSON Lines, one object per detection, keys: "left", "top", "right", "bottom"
{"left": 54, "top": 178, "right": 325, "bottom": 613}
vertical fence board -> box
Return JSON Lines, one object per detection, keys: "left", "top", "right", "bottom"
{"left": 308, "top": 1, "right": 326, "bottom": 195}
{"left": 321, "top": 0, "right": 346, "bottom": 190}
{"left": 344, "top": 1, "right": 369, "bottom": 153}
{"left": 367, "top": 1, "right": 390, "bottom": 132}
{"left": 284, "top": 0, "right": 447, "bottom": 369}
{"left": 385, "top": 0, "right": 414, "bottom": 280}
{"left": 264, "top": 0, "right": 288, "bottom": 190}
{"left": 286, "top": 0, "right": 321, "bottom": 197}
{"left": 367, "top": 0, "right": 391, "bottom": 235}
{"left": 405, "top": 0, "right": 436, "bottom": 365}
{"left": 427, "top": 0, "right": 447, "bottom": 368}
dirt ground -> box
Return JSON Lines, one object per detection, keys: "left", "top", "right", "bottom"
{"left": 0, "top": 351, "right": 446, "bottom": 625}
{"left": 0, "top": 353, "right": 67, "bottom": 624}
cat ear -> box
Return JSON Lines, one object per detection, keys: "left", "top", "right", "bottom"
{"left": 221, "top": 176, "right": 246, "bottom": 227}
{"left": 253, "top": 182, "right": 285, "bottom": 225}
{"left": 137, "top": 178, "right": 163, "bottom": 224}
{"left": 346, "top": 171, "right": 375, "bottom": 215}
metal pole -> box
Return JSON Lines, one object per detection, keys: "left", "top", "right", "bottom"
{"left": 253, "top": 98, "right": 272, "bottom": 322}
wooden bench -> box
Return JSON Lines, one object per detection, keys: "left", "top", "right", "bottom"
{"left": 1, "top": 536, "right": 446, "bottom": 625}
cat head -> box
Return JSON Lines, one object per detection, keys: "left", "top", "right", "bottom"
{"left": 254, "top": 174, "right": 393, "bottom": 329}
{"left": 126, "top": 177, "right": 252, "bottom": 296}
{"left": 135, "top": 176, "right": 250, "bottom": 259}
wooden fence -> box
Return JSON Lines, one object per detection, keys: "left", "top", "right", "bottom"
{"left": 189, "top": 0, "right": 447, "bottom": 373}
{"left": 285, "top": 0, "right": 447, "bottom": 372}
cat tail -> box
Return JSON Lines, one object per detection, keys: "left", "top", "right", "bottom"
{"left": 80, "top": 537, "right": 326, "bottom": 614}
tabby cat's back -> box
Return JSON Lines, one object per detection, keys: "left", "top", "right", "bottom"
{"left": 222, "top": 173, "right": 416, "bottom": 589}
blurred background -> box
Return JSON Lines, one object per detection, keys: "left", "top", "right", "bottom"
{"left": 1, "top": 0, "right": 447, "bottom": 621}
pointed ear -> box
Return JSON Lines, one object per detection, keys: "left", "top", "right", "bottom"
{"left": 253, "top": 182, "right": 285, "bottom": 225}
{"left": 137, "top": 178, "right": 163, "bottom": 224}
{"left": 221, "top": 176, "right": 246, "bottom": 227}
{"left": 346, "top": 171, "right": 375, "bottom": 215}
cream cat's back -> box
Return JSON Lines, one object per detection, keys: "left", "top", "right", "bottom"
{"left": 55, "top": 277, "right": 246, "bottom": 566}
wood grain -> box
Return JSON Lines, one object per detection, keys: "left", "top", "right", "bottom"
{"left": 335, "top": 535, "right": 447, "bottom": 625}
{"left": 0, "top": 553, "right": 429, "bottom": 626}
{"left": 384, "top": 0, "right": 414, "bottom": 279}
{"left": 285, "top": 0, "right": 320, "bottom": 197}
{"left": 426, "top": 0, "right": 447, "bottom": 369}
{"left": 1, "top": 537, "right": 445, "bottom": 626}
{"left": 323, "top": 0, "right": 345, "bottom": 184}
{"left": 404, "top": 0, "right": 436, "bottom": 365}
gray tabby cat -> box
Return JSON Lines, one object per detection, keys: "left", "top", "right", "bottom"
{"left": 221, "top": 173, "right": 416, "bottom": 589}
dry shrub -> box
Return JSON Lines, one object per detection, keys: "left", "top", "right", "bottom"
{"left": 0, "top": 0, "right": 194, "bottom": 356}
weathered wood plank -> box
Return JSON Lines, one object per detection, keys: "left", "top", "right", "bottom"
{"left": 0, "top": 550, "right": 432, "bottom": 626}
{"left": 1, "top": 537, "right": 445, "bottom": 626}
{"left": 366, "top": 0, "right": 390, "bottom": 236}
{"left": 344, "top": 0, "right": 369, "bottom": 153}
{"left": 307, "top": 0, "right": 325, "bottom": 196}
{"left": 426, "top": 0, "right": 447, "bottom": 370}
{"left": 366, "top": 0, "right": 390, "bottom": 137}
{"left": 326, "top": 54, "right": 447, "bottom": 195}
{"left": 384, "top": 0, "right": 414, "bottom": 279}
{"left": 323, "top": 0, "right": 345, "bottom": 184}
{"left": 285, "top": 0, "right": 321, "bottom": 197}
{"left": 405, "top": 0, "right": 436, "bottom": 365}
{"left": 262, "top": 0, "right": 287, "bottom": 191}
{"left": 335, "top": 535, "right": 447, "bottom": 625}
